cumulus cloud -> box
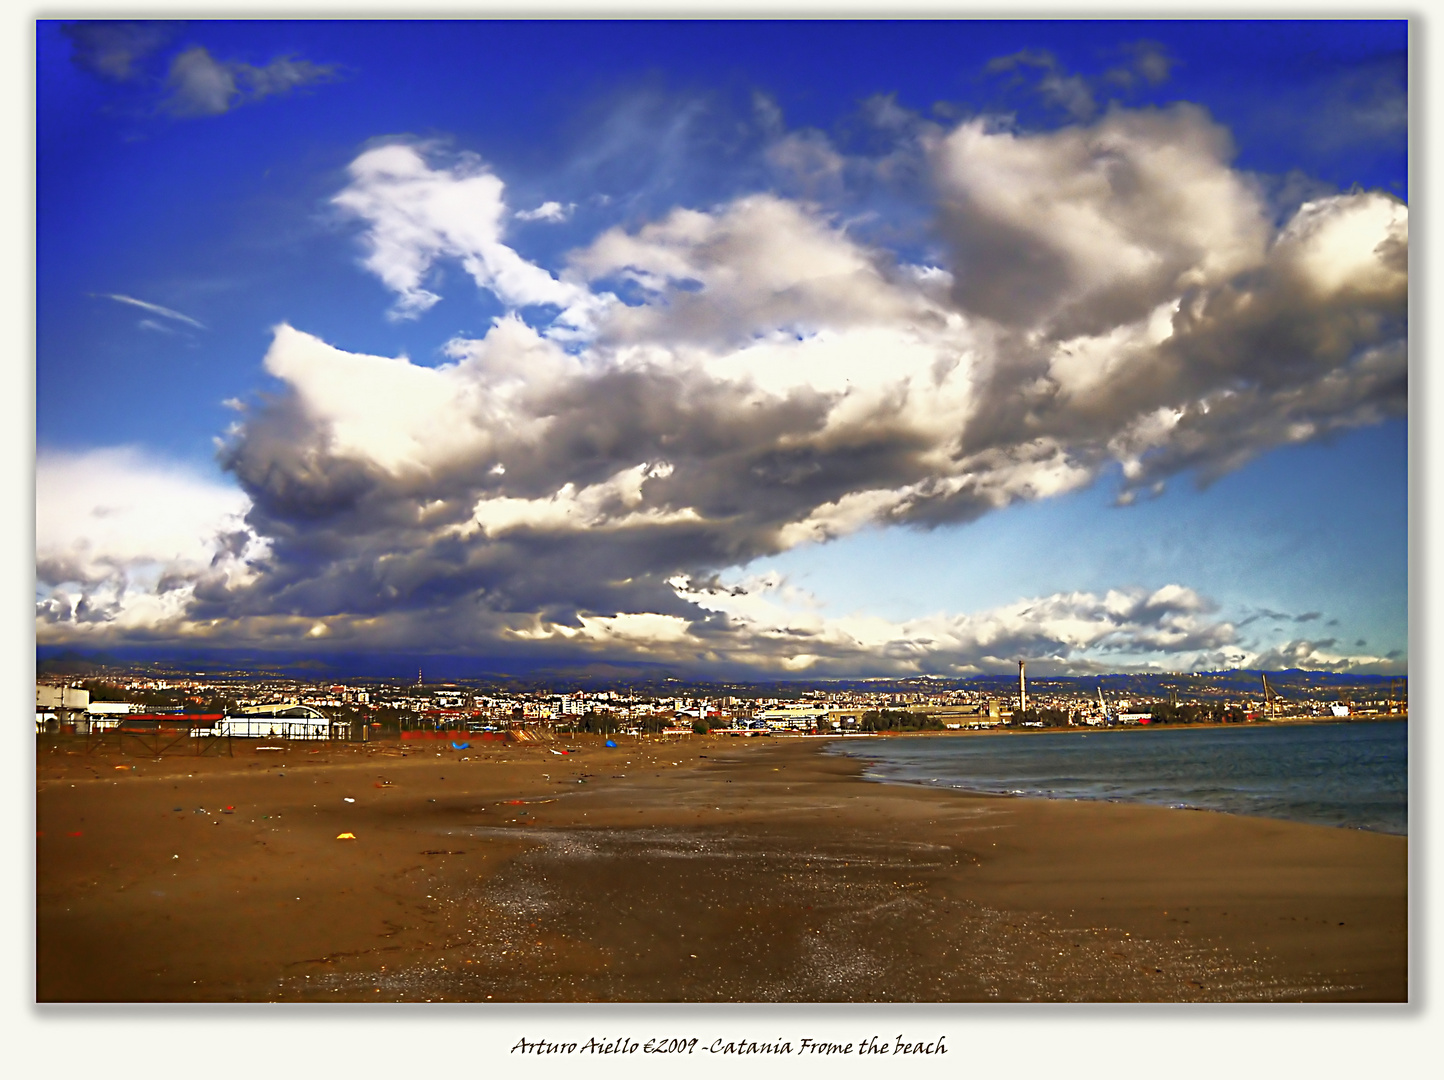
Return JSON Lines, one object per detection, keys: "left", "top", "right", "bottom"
{"left": 161, "top": 45, "right": 337, "bottom": 118}
{"left": 36, "top": 449, "right": 265, "bottom": 636}
{"left": 655, "top": 577, "right": 1239, "bottom": 675}
{"left": 38, "top": 102, "right": 1408, "bottom": 673}
{"left": 931, "top": 106, "right": 1268, "bottom": 334}
{"left": 567, "top": 192, "right": 939, "bottom": 349}
{"left": 1244, "top": 638, "right": 1399, "bottom": 675}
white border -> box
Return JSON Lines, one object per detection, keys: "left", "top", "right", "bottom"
{"left": 9, "top": 6, "right": 1435, "bottom": 1080}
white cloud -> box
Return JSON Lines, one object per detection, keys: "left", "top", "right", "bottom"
{"left": 1244, "top": 638, "right": 1399, "bottom": 674}
{"left": 93, "top": 292, "right": 205, "bottom": 330}
{"left": 36, "top": 448, "right": 264, "bottom": 635}
{"left": 259, "top": 323, "right": 500, "bottom": 475}
{"left": 461, "top": 463, "right": 698, "bottom": 538}
{"left": 1274, "top": 191, "right": 1407, "bottom": 297}
{"left": 516, "top": 201, "right": 575, "bottom": 223}
{"left": 569, "top": 193, "right": 927, "bottom": 346}
{"left": 498, "top": 575, "right": 1242, "bottom": 675}
{"left": 333, "top": 143, "right": 602, "bottom": 328}
{"left": 506, "top": 611, "right": 694, "bottom": 647}
{"left": 37, "top": 448, "right": 249, "bottom": 578}
{"left": 43, "top": 104, "right": 1407, "bottom": 674}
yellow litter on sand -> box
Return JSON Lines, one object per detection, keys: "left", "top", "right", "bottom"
{"left": 336, "top": 832, "right": 356, "bottom": 840}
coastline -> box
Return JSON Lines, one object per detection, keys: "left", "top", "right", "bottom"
{"left": 36, "top": 733, "right": 1406, "bottom": 1002}
{"left": 824, "top": 720, "right": 1408, "bottom": 835}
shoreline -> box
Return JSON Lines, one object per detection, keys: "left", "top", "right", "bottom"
{"left": 815, "top": 714, "right": 1407, "bottom": 736}
{"left": 37, "top": 733, "right": 1406, "bottom": 1002}
{"left": 818, "top": 722, "right": 1407, "bottom": 837}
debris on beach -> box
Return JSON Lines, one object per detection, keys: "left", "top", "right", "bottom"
{"left": 336, "top": 833, "right": 356, "bottom": 840}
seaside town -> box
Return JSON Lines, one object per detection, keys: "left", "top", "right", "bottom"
{"left": 35, "top": 663, "right": 1408, "bottom": 742}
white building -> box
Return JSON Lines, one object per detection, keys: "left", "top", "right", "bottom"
{"left": 36, "top": 684, "right": 89, "bottom": 731}
{"left": 221, "top": 703, "right": 334, "bottom": 740}
{"left": 754, "top": 706, "right": 826, "bottom": 731}
{"left": 85, "top": 701, "right": 134, "bottom": 730}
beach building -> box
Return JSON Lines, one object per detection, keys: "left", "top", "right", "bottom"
{"left": 754, "top": 706, "right": 828, "bottom": 730}
{"left": 906, "top": 703, "right": 986, "bottom": 723}
{"left": 221, "top": 702, "right": 334, "bottom": 740}
{"left": 36, "top": 684, "right": 88, "bottom": 732}
{"left": 85, "top": 701, "right": 134, "bottom": 730}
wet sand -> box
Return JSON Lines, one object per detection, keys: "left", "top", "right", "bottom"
{"left": 35, "top": 733, "right": 1406, "bottom": 1002}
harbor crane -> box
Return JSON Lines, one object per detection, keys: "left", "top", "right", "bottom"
{"left": 1261, "top": 673, "right": 1281, "bottom": 720}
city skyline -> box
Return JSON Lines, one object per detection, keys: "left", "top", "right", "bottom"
{"left": 36, "top": 19, "right": 1408, "bottom": 678}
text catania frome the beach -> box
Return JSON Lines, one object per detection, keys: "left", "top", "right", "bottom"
{"left": 510, "top": 1036, "right": 948, "bottom": 1056}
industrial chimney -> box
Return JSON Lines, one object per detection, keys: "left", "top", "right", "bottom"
{"left": 1019, "top": 660, "right": 1027, "bottom": 714}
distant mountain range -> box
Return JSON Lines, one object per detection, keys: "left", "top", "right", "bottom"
{"left": 35, "top": 645, "right": 1403, "bottom": 698}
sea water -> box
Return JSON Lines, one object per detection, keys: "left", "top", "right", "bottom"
{"left": 827, "top": 720, "right": 1407, "bottom": 834}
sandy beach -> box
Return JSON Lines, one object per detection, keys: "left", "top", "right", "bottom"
{"left": 35, "top": 732, "right": 1406, "bottom": 1002}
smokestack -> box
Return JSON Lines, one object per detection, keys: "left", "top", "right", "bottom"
{"left": 1019, "top": 660, "right": 1027, "bottom": 713}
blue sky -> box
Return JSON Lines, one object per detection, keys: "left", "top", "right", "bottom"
{"left": 34, "top": 18, "right": 1408, "bottom": 677}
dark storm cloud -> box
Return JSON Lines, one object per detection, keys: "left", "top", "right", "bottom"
{"left": 207, "top": 321, "right": 934, "bottom": 643}
{"left": 37, "top": 93, "right": 1408, "bottom": 674}
{"left": 190, "top": 108, "right": 1405, "bottom": 671}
